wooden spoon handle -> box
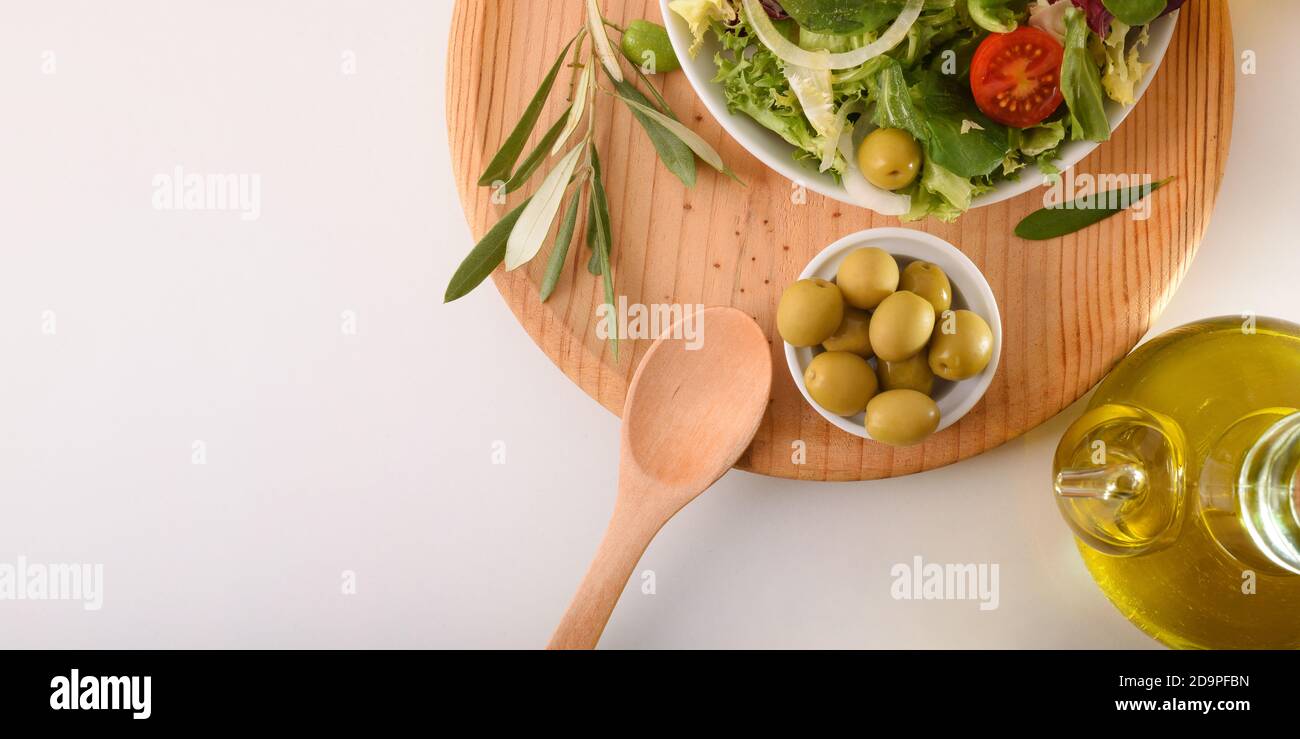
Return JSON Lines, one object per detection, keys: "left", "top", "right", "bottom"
{"left": 548, "top": 499, "right": 666, "bottom": 650}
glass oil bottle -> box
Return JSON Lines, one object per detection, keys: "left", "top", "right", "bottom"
{"left": 1053, "top": 316, "right": 1300, "bottom": 649}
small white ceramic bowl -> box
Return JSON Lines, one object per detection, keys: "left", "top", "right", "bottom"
{"left": 660, "top": 2, "right": 1179, "bottom": 212}
{"left": 785, "top": 228, "right": 1002, "bottom": 441}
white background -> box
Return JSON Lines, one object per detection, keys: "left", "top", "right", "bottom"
{"left": 0, "top": 1, "right": 1293, "bottom": 649}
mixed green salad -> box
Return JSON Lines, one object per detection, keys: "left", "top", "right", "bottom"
{"left": 669, "top": 0, "right": 1186, "bottom": 220}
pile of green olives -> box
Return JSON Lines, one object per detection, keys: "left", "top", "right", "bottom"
{"left": 777, "top": 247, "right": 995, "bottom": 447}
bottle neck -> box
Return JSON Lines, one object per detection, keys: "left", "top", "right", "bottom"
{"left": 1227, "top": 412, "right": 1300, "bottom": 574}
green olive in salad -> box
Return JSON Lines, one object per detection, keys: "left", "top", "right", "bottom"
{"left": 856, "top": 128, "right": 922, "bottom": 191}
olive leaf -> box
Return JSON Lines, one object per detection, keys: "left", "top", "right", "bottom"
{"left": 540, "top": 189, "right": 584, "bottom": 302}
{"left": 553, "top": 61, "right": 593, "bottom": 156}
{"left": 1015, "top": 177, "right": 1173, "bottom": 240}
{"left": 616, "top": 94, "right": 741, "bottom": 183}
{"left": 505, "top": 143, "right": 586, "bottom": 270}
{"left": 612, "top": 77, "right": 696, "bottom": 188}
{"left": 586, "top": 194, "right": 603, "bottom": 276}
{"left": 477, "top": 37, "right": 577, "bottom": 187}
{"left": 588, "top": 147, "right": 618, "bottom": 359}
{"left": 585, "top": 146, "right": 613, "bottom": 276}
{"left": 444, "top": 197, "right": 533, "bottom": 303}
{"left": 505, "top": 103, "right": 573, "bottom": 194}
{"left": 630, "top": 62, "right": 673, "bottom": 114}
{"left": 585, "top": 0, "right": 623, "bottom": 82}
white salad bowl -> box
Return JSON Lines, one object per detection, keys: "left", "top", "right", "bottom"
{"left": 660, "top": 1, "right": 1179, "bottom": 212}
{"left": 785, "top": 228, "right": 1002, "bottom": 441}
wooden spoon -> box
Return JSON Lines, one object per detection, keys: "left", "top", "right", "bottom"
{"left": 548, "top": 306, "right": 772, "bottom": 649}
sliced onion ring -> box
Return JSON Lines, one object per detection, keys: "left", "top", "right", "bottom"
{"left": 740, "top": 0, "right": 924, "bottom": 71}
{"left": 820, "top": 99, "right": 864, "bottom": 172}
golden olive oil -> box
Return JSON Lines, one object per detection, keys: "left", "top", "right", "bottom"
{"left": 1054, "top": 317, "right": 1300, "bottom": 649}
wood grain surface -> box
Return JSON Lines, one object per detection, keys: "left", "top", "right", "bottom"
{"left": 446, "top": 0, "right": 1235, "bottom": 481}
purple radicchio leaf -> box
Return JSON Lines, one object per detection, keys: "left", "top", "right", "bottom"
{"left": 1069, "top": 0, "right": 1114, "bottom": 35}
{"left": 1070, "top": 0, "right": 1188, "bottom": 36}
{"left": 759, "top": 0, "right": 790, "bottom": 20}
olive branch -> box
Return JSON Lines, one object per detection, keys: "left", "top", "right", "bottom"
{"left": 443, "top": 0, "right": 736, "bottom": 360}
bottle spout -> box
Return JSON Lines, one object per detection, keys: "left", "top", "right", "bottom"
{"left": 1055, "top": 463, "right": 1148, "bottom": 501}
{"left": 1052, "top": 404, "right": 1188, "bottom": 557}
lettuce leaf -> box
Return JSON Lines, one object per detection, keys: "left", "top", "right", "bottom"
{"left": 668, "top": 0, "right": 736, "bottom": 56}
{"left": 1100, "top": 0, "right": 1164, "bottom": 26}
{"left": 867, "top": 59, "right": 927, "bottom": 140}
{"left": 913, "top": 71, "right": 1012, "bottom": 177}
{"left": 968, "top": 0, "right": 1020, "bottom": 33}
{"left": 1098, "top": 21, "right": 1151, "bottom": 104}
{"left": 1060, "top": 6, "right": 1111, "bottom": 141}
{"left": 899, "top": 3, "right": 967, "bottom": 68}
{"left": 784, "top": 62, "right": 838, "bottom": 139}
{"left": 904, "top": 160, "right": 989, "bottom": 222}
{"left": 779, "top": 0, "right": 912, "bottom": 35}
{"left": 922, "top": 160, "right": 975, "bottom": 211}
{"left": 1012, "top": 119, "right": 1067, "bottom": 156}
{"left": 713, "top": 15, "right": 840, "bottom": 171}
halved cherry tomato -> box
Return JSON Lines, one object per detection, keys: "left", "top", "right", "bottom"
{"left": 970, "top": 26, "right": 1065, "bottom": 128}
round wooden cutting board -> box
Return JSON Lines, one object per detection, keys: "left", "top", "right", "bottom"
{"left": 447, "top": 0, "right": 1234, "bottom": 481}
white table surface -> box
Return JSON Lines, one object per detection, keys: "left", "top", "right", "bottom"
{"left": 0, "top": 0, "right": 1293, "bottom": 649}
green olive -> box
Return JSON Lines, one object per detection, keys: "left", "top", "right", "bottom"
{"left": 869, "top": 291, "right": 936, "bottom": 362}
{"left": 866, "top": 390, "right": 941, "bottom": 447}
{"left": 928, "top": 309, "right": 995, "bottom": 381}
{"left": 777, "top": 279, "right": 844, "bottom": 347}
{"left": 856, "top": 128, "right": 922, "bottom": 191}
{"left": 822, "top": 308, "right": 873, "bottom": 358}
{"left": 899, "top": 261, "right": 952, "bottom": 314}
{"left": 877, "top": 353, "right": 935, "bottom": 396}
{"left": 835, "top": 247, "right": 899, "bottom": 310}
{"left": 804, "top": 351, "right": 879, "bottom": 417}
{"left": 619, "top": 20, "right": 681, "bottom": 74}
